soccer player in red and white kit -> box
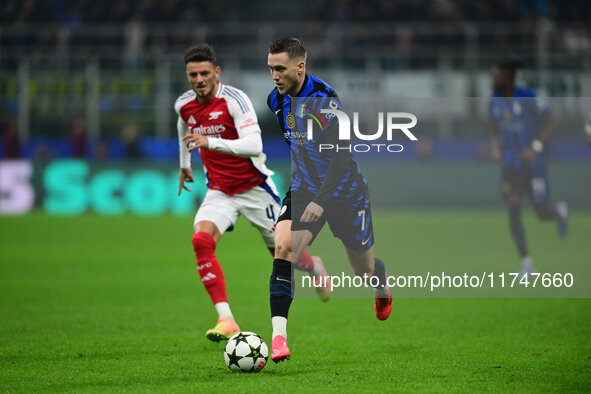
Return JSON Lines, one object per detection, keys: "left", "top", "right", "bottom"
{"left": 176, "top": 44, "right": 331, "bottom": 342}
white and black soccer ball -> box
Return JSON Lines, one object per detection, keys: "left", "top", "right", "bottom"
{"left": 223, "top": 331, "right": 268, "bottom": 372}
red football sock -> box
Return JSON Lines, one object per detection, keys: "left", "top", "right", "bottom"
{"left": 192, "top": 232, "right": 227, "bottom": 304}
{"left": 295, "top": 249, "right": 315, "bottom": 272}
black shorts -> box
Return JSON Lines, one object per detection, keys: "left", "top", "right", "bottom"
{"left": 277, "top": 190, "right": 374, "bottom": 252}
{"left": 502, "top": 168, "right": 549, "bottom": 205}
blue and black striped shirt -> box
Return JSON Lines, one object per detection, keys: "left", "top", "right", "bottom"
{"left": 489, "top": 86, "right": 550, "bottom": 171}
{"left": 267, "top": 74, "right": 368, "bottom": 205}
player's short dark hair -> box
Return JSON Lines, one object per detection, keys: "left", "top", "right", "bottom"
{"left": 269, "top": 37, "right": 307, "bottom": 61}
{"left": 184, "top": 44, "right": 217, "bottom": 65}
{"left": 495, "top": 58, "right": 527, "bottom": 77}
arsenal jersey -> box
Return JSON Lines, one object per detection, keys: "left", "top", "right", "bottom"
{"left": 175, "top": 82, "right": 277, "bottom": 197}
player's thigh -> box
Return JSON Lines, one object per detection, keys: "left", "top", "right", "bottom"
{"left": 290, "top": 229, "right": 315, "bottom": 264}
{"left": 273, "top": 191, "right": 293, "bottom": 260}
{"left": 502, "top": 169, "right": 525, "bottom": 207}
{"left": 290, "top": 191, "right": 326, "bottom": 246}
{"left": 274, "top": 219, "right": 292, "bottom": 260}
{"left": 528, "top": 172, "right": 550, "bottom": 206}
{"left": 326, "top": 197, "right": 374, "bottom": 253}
{"left": 274, "top": 219, "right": 315, "bottom": 262}
{"left": 275, "top": 219, "right": 291, "bottom": 248}
{"left": 234, "top": 186, "right": 280, "bottom": 249}
{"left": 194, "top": 220, "right": 222, "bottom": 242}
{"left": 194, "top": 189, "right": 239, "bottom": 235}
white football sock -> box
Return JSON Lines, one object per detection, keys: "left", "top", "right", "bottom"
{"left": 214, "top": 302, "right": 234, "bottom": 322}
{"left": 272, "top": 316, "right": 288, "bottom": 339}
{"left": 311, "top": 256, "right": 322, "bottom": 276}
{"left": 521, "top": 255, "right": 533, "bottom": 268}
{"left": 374, "top": 286, "right": 388, "bottom": 296}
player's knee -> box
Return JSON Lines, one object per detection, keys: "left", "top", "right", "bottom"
{"left": 353, "top": 261, "right": 373, "bottom": 277}
{"left": 532, "top": 204, "right": 544, "bottom": 218}
{"left": 274, "top": 239, "right": 291, "bottom": 260}
{"left": 508, "top": 203, "right": 520, "bottom": 215}
{"left": 192, "top": 232, "right": 216, "bottom": 255}
{"left": 507, "top": 195, "right": 522, "bottom": 208}
{"left": 533, "top": 204, "right": 552, "bottom": 220}
{"left": 507, "top": 199, "right": 521, "bottom": 214}
{"left": 507, "top": 206, "right": 521, "bottom": 228}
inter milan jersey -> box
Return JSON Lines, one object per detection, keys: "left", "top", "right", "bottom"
{"left": 267, "top": 74, "right": 367, "bottom": 204}
{"left": 489, "top": 86, "right": 550, "bottom": 171}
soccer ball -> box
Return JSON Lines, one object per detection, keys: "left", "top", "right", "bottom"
{"left": 223, "top": 332, "right": 268, "bottom": 372}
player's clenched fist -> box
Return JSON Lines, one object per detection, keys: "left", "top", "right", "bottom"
{"left": 182, "top": 133, "right": 209, "bottom": 152}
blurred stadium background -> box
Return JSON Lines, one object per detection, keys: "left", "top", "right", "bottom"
{"left": 1, "top": 0, "right": 590, "bottom": 217}
{"left": 1, "top": 2, "right": 590, "bottom": 390}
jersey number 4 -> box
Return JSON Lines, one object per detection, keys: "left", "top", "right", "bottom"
{"left": 266, "top": 205, "right": 276, "bottom": 221}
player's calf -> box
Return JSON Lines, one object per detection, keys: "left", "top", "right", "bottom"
{"left": 555, "top": 201, "right": 569, "bottom": 238}
{"left": 193, "top": 232, "right": 229, "bottom": 305}
{"left": 192, "top": 232, "right": 240, "bottom": 340}
{"left": 269, "top": 258, "right": 294, "bottom": 319}
{"left": 273, "top": 220, "right": 292, "bottom": 261}
{"left": 533, "top": 203, "right": 558, "bottom": 221}
{"left": 274, "top": 240, "right": 291, "bottom": 261}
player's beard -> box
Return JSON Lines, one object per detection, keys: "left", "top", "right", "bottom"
{"left": 195, "top": 86, "right": 209, "bottom": 99}
{"left": 194, "top": 82, "right": 216, "bottom": 101}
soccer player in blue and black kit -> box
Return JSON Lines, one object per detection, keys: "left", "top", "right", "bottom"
{"left": 266, "top": 37, "right": 392, "bottom": 363}
{"left": 489, "top": 61, "right": 569, "bottom": 277}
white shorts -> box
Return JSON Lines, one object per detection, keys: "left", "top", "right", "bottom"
{"left": 194, "top": 186, "right": 280, "bottom": 248}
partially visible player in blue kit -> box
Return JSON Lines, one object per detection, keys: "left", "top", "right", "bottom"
{"left": 489, "top": 60, "right": 569, "bottom": 277}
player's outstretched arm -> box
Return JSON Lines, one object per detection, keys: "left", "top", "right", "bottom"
{"left": 205, "top": 132, "right": 262, "bottom": 157}
{"left": 489, "top": 123, "right": 502, "bottom": 166}
{"left": 178, "top": 116, "right": 192, "bottom": 166}
{"left": 182, "top": 131, "right": 263, "bottom": 157}
{"left": 537, "top": 111, "right": 557, "bottom": 146}
{"left": 585, "top": 110, "right": 591, "bottom": 146}
{"left": 178, "top": 167, "right": 194, "bottom": 196}
{"left": 300, "top": 149, "right": 350, "bottom": 223}
{"left": 519, "top": 111, "right": 556, "bottom": 163}
{"left": 301, "top": 126, "right": 350, "bottom": 222}
{"left": 202, "top": 87, "right": 263, "bottom": 157}
{"left": 182, "top": 133, "right": 209, "bottom": 151}
{"left": 177, "top": 116, "right": 194, "bottom": 195}
{"left": 299, "top": 201, "right": 324, "bottom": 223}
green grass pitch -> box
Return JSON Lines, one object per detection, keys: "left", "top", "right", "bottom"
{"left": 1, "top": 211, "right": 590, "bottom": 392}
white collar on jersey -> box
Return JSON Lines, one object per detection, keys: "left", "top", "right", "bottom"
{"left": 215, "top": 81, "right": 223, "bottom": 98}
